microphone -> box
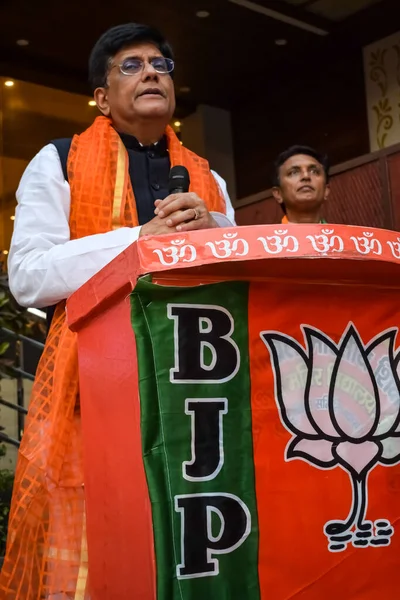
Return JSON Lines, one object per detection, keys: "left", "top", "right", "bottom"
{"left": 169, "top": 166, "right": 190, "bottom": 195}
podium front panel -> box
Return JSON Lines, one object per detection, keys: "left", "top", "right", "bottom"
{"left": 68, "top": 224, "right": 400, "bottom": 599}
{"left": 131, "top": 275, "right": 400, "bottom": 600}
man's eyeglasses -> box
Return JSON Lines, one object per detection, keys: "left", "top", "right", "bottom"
{"left": 111, "top": 57, "right": 174, "bottom": 76}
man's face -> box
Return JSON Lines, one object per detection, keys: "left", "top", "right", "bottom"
{"left": 95, "top": 42, "right": 176, "bottom": 128}
{"left": 273, "top": 154, "right": 330, "bottom": 213}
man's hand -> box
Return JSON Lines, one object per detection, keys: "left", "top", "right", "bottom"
{"left": 139, "top": 214, "right": 176, "bottom": 237}
{"left": 154, "top": 193, "right": 218, "bottom": 232}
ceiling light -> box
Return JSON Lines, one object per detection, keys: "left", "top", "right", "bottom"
{"left": 179, "top": 86, "right": 191, "bottom": 93}
{"left": 196, "top": 10, "right": 210, "bottom": 18}
{"left": 10, "top": 216, "right": 15, "bottom": 221}
{"left": 88, "top": 100, "right": 96, "bottom": 106}
{"left": 2, "top": 250, "right": 9, "bottom": 255}
{"left": 4, "top": 80, "right": 14, "bottom": 87}
{"left": 16, "top": 39, "right": 29, "bottom": 46}
{"left": 275, "top": 38, "right": 287, "bottom": 46}
{"left": 174, "top": 121, "right": 181, "bottom": 127}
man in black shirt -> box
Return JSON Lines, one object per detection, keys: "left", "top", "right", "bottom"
{"left": 1, "top": 23, "right": 235, "bottom": 599}
{"left": 8, "top": 23, "right": 234, "bottom": 310}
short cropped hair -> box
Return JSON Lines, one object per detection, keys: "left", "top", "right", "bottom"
{"left": 272, "top": 145, "right": 330, "bottom": 188}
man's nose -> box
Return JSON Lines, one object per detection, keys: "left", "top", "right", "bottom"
{"left": 300, "top": 169, "right": 311, "bottom": 180}
{"left": 141, "top": 62, "right": 159, "bottom": 81}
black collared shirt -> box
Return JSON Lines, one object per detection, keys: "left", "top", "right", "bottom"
{"left": 118, "top": 132, "right": 170, "bottom": 225}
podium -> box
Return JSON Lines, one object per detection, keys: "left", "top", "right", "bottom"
{"left": 67, "top": 224, "right": 400, "bottom": 600}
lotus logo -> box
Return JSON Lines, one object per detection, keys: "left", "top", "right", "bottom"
{"left": 261, "top": 324, "right": 400, "bottom": 552}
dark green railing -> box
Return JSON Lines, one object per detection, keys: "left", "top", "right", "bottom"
{"left": 0, "top": 328, "right": 44, "bottom": 448}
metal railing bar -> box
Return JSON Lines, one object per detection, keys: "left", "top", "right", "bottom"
{"left": 8, "top": 367, "right": 35, "bottom": 381}
{"left": 1, "top": 327, "right": 45, "bottom": 351}
{"left": 0, "top": 397, "right": 28, "bottom": 414}
{"left": 0, "top": 431, "right": 20, "bottom": 448}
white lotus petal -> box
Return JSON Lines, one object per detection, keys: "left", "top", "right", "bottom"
{"left": 336, "top": 440, "right": 380, "bottom": 474}
{"left": 288, "top": 437, "right": 335, "bottom": 466}
{"left": 261, "top": 335, "right": 316, "bottom": 436}
{"left": 306, "top": 332, "right": 338, "bottom": 438}
{"left": 381, "top": 437, "right": 400, "bottom": 463}
{"left": 332, "top": 331, "right": 377, "bottom": 439}
{"left": 368, "top": 336, "right": 400, "bottom": 436}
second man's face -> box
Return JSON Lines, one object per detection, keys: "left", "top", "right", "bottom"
{"left": 275, "top": 154, "right": 330, "bottom": 212}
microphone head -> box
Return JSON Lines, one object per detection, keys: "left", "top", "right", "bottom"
{"left": 169, "top": 165, "right": 190, "bottom": 195}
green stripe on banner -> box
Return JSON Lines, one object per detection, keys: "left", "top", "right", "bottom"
{"left": 131, "top": 277, "right": 260, "bottom": 600}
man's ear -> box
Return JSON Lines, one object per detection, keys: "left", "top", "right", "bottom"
{"left": 324, "top": 183, "right": 331, "bottom": 202}
{"left": 272, "top": 187, "right": 283, "bottom": 206}
{"left": 94, "top": 87, "right": 111, "bottom": 116}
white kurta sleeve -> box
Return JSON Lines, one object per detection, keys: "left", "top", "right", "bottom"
{"left": 210, "top": 170, "right": 236, "bottom": 227}
{"left": 8, "top": 144, "right": 142, "bottom": 308}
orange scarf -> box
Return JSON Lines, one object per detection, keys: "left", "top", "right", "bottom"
{"left": 0, "top": 116, "right": 225, "bottom": 599}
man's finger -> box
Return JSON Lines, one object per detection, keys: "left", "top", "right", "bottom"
{"left": 140, "top": 215, "right": 180, "bottom": 237}
{"left": 175, "top": 219, "right": 205, "bottom": 232}
{"left": 165, "top": 208, "right": 197, "bottom": 227}
{"left": 155, "top": 193, "right": 200, "bottom": 216}
{"left": 157, "top": 198, "right": 194, "bottom": 218}
{"left": 154, "top": 194, "right": 180, "bottom": 212}
{"left": 176, "top": 214, "right": 218, "bottom": 232}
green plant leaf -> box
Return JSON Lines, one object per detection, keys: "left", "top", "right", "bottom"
{"left": 0, "top": 341, "right": 10, "bottom": 356}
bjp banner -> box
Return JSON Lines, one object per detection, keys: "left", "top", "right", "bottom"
{"left": 67, "top": 224, "right": 400, "bottom": 599}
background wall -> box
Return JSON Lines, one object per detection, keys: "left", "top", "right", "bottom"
{"left": 364, "top": 30, "right": 400, "bottom": 152}
{"left": 232, "top": 50, "right": 370, "bottom": 199}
